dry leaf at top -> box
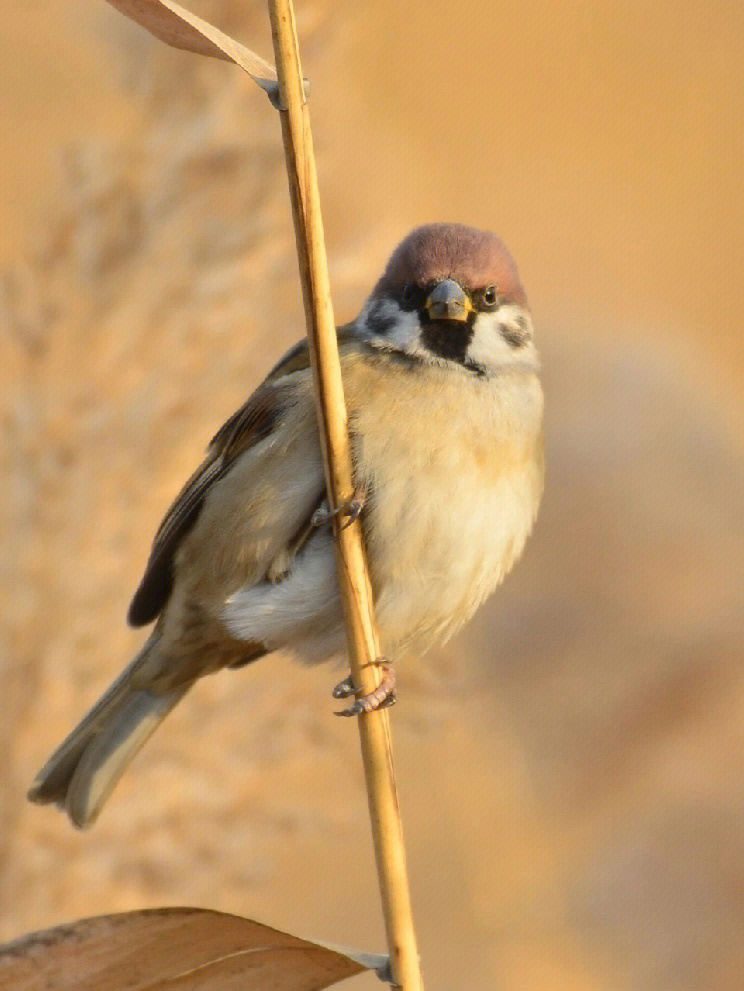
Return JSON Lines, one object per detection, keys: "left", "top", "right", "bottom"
{"left": 104, "top": 0, "right": 278, "bottom": 92}
{"left": 0, "top": 908, "right": 388, "bottom": 991}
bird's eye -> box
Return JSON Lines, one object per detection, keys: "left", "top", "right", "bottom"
{"left": 482, "top": 285, "right": 498, "bottom": 307}
{"left": 401, "top": 284, "right": 416, "bottom": 306}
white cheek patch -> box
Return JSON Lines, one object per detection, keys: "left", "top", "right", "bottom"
{"left": 467, "top": 306, "right": 534, "bottom": 372}
{"left": 358, "top": 297, "right": 428, "bottom": 359}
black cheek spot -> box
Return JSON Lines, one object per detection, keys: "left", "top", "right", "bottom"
{"left": 500, "top": 317, "right": 529, "bottom": 348}
{"left": 366, "top": 300, "right": 397, "bottom": 336}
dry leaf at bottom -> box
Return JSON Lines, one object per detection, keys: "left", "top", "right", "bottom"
{"left": 0, "top": 908, "right": 387, "bottom": 990}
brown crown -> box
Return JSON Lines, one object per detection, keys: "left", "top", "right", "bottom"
{"left": 373, "top": 223, "right": 527, "bottom": 307}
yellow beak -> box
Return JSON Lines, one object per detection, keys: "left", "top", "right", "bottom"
{"left": 425, "top": 279, "right": 474, "bottom": 322}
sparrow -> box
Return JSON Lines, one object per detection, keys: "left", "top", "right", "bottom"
{"left": 28, "top": 223, "right": 544, "bottom": 828}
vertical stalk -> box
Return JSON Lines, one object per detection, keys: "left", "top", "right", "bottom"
{"left": 266, "top": 2, "right": 424, "bottom": 988}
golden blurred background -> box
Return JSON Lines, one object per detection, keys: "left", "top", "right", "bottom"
{"left": 2, "top": 1, "right": 743, "bottom": 988}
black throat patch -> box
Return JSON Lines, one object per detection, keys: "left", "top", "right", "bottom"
{"left": 420, "top": 312, "right": 476, "bottom": 365}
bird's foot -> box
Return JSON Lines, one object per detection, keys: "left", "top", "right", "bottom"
{"left": 333, "top": 659, "right": 397, "bottom": 717}
{"left": 311, "top": 487, "right": 366, "bottom": 531}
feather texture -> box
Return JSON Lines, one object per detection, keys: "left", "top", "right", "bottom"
{"left": 28, "top": 226, "right": 544, "bottom": 827}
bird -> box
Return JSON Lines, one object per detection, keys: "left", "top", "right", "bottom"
{"left": 28, "top": 223, "right": 544, "bottom": 828}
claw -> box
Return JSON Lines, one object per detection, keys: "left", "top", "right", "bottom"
{"left": 334, "top": 661, "right": 396, "bottom": 717}
{"left": 338, "top": 494, "right": 365, "bottom": 530}
{"left": 312, "top": 487, "right": 366, "bottom": 529}
{"left": 332, "top": 675, "right": 357, "bottom": 699}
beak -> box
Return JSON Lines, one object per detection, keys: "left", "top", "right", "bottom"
{"left": 425, "top": 279, "right": 473, "bottom": 322}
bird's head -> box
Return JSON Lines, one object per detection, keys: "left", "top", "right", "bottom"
{"left": 358, "top": 224, "right": 537, "bottom": 376}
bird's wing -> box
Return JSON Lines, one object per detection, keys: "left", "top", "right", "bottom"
{"left": 127, "top": 326, "right": 362, "bottom": 627}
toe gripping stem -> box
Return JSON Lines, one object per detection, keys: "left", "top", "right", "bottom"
{"left": 311, "top": 487, "right": 366, "bottom": 532}
{"left": 333, "top": 660, "right": 397, "bottom": 717}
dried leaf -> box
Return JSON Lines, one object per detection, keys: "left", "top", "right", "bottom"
{"left": 104, "top": 0, "right": 278, "bottom": 92}
{"left": 0, "top": 908, "right": 387, "bottom": 990}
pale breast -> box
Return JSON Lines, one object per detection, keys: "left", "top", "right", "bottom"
{"left": 344, "top": 355, "right": 544, "bottom": 654}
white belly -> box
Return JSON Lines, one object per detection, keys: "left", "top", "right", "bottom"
{"left": 351, "top": 360, "right": 544, "bottom": 654}
{"left": 367, "top": 463, "right": 539, "bottom": 653}
{"left": 224, "top": 359, "right": 543, "bottom": 663}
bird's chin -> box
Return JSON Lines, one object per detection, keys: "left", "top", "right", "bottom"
{"left": 420, "top": 317, "right": 475, "bottom": 365}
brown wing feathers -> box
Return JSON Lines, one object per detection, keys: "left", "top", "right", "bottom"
{"left": 127, "top": 382, "right": 291, "bottom": 627}
{"left": 127, "top": 458, "right": 224, "bottom": 626}
{"left": 126, "top": 330, "right": 361, "bottom": 629}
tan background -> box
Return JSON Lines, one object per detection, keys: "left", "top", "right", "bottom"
{"left": 2, "top": 2, "right": 743, "bottom": 988}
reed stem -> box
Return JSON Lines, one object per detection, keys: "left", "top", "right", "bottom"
{"left": 267, "top": 2, "right": 424, "bottom": 986}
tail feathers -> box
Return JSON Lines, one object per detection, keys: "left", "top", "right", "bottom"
{"left": 28, "top": 634, "right": 189, "bottom": 828}
{"left": 66, "top": 686, "right": 187, "bottom": 827}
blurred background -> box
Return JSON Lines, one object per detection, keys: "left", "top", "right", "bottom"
{"left": 2, "top": 1, "right": 743, "bottom": 988}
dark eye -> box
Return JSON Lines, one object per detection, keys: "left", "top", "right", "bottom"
{"left": 482, "top": 285, "right": 498, "bottom": 308}
{"left": 401, "top": 284, "right": 416, "bottom": 306}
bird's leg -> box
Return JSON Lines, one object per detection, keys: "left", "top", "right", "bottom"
{"left": 311, "top": 485, "right": 367, "bottom": 531}
{"left": 333, "top": 658, "right": 397, "bottom": 717}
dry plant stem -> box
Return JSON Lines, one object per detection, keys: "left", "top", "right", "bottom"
{"left": 266, "top": 2, "right": 424, "bottom": 988}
